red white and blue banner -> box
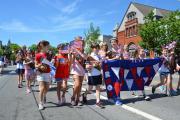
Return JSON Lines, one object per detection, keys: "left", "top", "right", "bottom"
{"left": 102, "top": 58, "right": 163, "bottom": 99}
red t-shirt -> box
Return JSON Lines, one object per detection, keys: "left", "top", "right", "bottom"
{"left": 35, "top": 53, "right": 51, "bottom": 73}
{"left": 54, "top": 54, "right": 70, "bottom": 79}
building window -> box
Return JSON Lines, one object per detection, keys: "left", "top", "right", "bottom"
{"left": 130, "top": 27, "right": 132, "bottom": 37}
{"left": 127, "top": 11, "right": 136, "bottom": 21}
{"left": 126, "top": 28, "right": 128, "bottom": 37}
{"left": 126, "top": 25, "right": 138, "bottom": 38}
{"left": 132, "top": 26, "right": 135, "bottom": 36}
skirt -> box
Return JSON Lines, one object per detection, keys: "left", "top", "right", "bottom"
{"left": 25, "top": 69, "right": 36, "bottom": 80}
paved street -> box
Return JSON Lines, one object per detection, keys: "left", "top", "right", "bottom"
{"left": 0, "top": 66, "right": 180, "bottom": 120}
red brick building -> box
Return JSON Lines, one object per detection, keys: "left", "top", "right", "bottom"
{"left": 114, "top": 2, "right": 171, "bottom": 51}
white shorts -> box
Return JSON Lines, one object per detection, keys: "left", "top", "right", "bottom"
{"left": 36, "top": 73, "right": 51, "bottom": 83}
{"left": 0, "top": 61, "right": 4, "bottom": 66}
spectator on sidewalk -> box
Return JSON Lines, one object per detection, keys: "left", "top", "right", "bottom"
{"left": 0, "top": 55, "right": 5, "bottom": 74}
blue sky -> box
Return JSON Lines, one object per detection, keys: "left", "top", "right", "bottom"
{"left": 0, "top": 0, "right": 180, "bottom": 47}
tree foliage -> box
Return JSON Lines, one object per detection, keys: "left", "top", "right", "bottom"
{"left": 49, "top": 45, "right": 58, "bottom": 54}
{"left": 10, "top": 43, "right": 21, "bottom": 53}
{"left": 28, "top": 44, "right": 37, "bottom": 51}
{"left": 84, "top": 23, "right": 101, "bottom": 54}
{"left": 0, "top": 48, "right": 3, "bottom": 56}
{"left": 139, "top": 10, "right": 180, "bottom": 54}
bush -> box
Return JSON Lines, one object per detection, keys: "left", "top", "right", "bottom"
{"left": 0, "top": 49, "right": 3, "bottom": 56}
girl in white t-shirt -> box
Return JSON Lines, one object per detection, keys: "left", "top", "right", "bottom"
{"left": 85, "top": 43, "right": 104, "bottom": 108}
{"left": 16, "top": 50, "right": 25, "bottom": 88}
{"left": 152, "top": 48, "right": 171, "bottom": 95}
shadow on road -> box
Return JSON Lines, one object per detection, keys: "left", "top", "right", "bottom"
{"left": 121, "top": 93, "right": 180, "bottom": 104}
{"left": 45, "top": 102, "right": 76, "bottom": 109}
{"left": 0, "top": 70, "right": 16, "bottom": 76}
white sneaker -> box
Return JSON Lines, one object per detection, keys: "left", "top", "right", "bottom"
{"left": 38, "top": 103, "right": 44, "bottom": 110}
{"left": 144, "top": 96, "right": 151, "bottom": 101}
{"left": 61, "top": 97, "right": 66, "bottom": 104}
{"left": 26, "top": 88, "right": 31, "bottom": 93}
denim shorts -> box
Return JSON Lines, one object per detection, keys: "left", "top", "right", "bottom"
{"left": 159, "top": 72, "right": 170, "bottom": 77}
{"left": 55, "top": 78, "right": 63, "bottom": 82}
{"left": 37, "top": 73, "right": 51, "bottom": 83}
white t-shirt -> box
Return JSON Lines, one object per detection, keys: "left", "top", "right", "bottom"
{"left": 17, "top": 62, "right": 24, "bottom": 69}
{"left": 158, "top": 64, "right": 169, "bottom": 73}
{"left": 87, "top": 52, "right": 101, "bottom": 76}
{"left": 0, "top": 61, "right": 4, "bottom": 66}
{"left": 158, "top": 56, "right": 169, "bottom": 73}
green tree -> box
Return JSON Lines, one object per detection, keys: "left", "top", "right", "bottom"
{"left": 175, "top": 40, "right": 180, "bottom": 54}
{"left": 139, "top": 11, "right": 165, "bottom": 53}
{"left": 0, "top": 43, "right": 23, "bottom": 60}
{"left": 28, "top": 44, "right": 37, "bottom": 51}
{"left": 10, "top": 43, "right": 21, "bottom": 53}
{"left": 10, "top": 53, "right": 16, "bottom": 61}
{"left": 7, "top": 43, "right": 20, "bottom": 60}
{"left": 3, "top": 45, "right": 12, "bottom": 59}
{"left": 163, "top": 10, "right": 180, "bottom": 43}
{"left": 163, "top": 10, "right": 180, "bottom": 54}
{"left": 28, "top": 44, "right": 58, "bottom": 54}
{"left": 84, "top": 23, "right": 101, "bottom": 54}
{"left": 0, "top": 48, "right": 3, "bottom": 56}
{"left": 139, "top": 10, "right": 180, "bottom": 54}
{"left": 49, "top": 45, "right": 58, "bottom": 54}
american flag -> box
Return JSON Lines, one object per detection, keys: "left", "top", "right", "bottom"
{"left": 70, "top": 40, "right": 83, "bottom": 51}
{"left": 165, "top": 41, "right": 177, "bottom": 50}
{"left": 59, "top": 44, "right": 70, "bottom": 54}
